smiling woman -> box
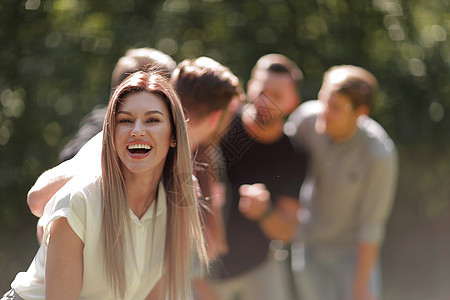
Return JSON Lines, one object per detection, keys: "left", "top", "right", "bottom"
{"left": 3, "top": 69, "right": 207, "bottom": 300}
{"left": 114, "top": 91, "right": 174, "bottom": 182}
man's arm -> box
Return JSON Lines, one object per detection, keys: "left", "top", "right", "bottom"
{"left": 45, "top": 217, "right": 84, "bottom": 300}
{"left": 354, "top": 143, "right": 398, "bottom": 300}
{"left": 28, "top": 131, "right": 103, "bottom": 217}
{"left": 27, "top": 160, "right": 74, "bottom": 217}
{"left": 352, "top": 243, "right": 379, "bottom": 300}
{"left": 146, "top": 278, "right": 163, "bottom": 300}
{"left": 191, "top": 279, "right": 221, "bottom": 300}
{"left": 258, "top": 195, "right": 299, "bottom": 243}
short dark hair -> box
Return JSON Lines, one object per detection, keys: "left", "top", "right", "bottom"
{"left": 110, "top": 48, "right": 176, "bottom": 89}
{"left": 171, "top": 57, "right": 243, "bottom": 122}
{"left": 334, "top": 77, "right": 374, "bottom": 109}
{"left": 321, "top": 65, "right": 378, "bottom": 109}
{"left": 250, "top": 53, "right": 303, "bottom": 84}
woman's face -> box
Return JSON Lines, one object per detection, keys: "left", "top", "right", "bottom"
{"left": 114, "top": 91, "right": 174, "bottom": 179}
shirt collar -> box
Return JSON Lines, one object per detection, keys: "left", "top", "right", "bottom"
{"left": 130, "top": 181, "right": 167, "bottom": 222}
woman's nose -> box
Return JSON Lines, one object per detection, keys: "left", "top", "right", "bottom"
{"left": 131, "top": 120, "right": 145, "bottom": 136}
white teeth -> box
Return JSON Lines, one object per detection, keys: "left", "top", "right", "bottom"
{"left": 127, "top": 144, "right": 152, "bottom": 150}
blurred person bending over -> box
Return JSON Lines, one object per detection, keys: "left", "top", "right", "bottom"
{"left": 170, "top": 57, "right": 245, "bottom": 299}
{"left": 27, "top": 47, "right": 176, "bottom": 218}
{"left": 59, "top": 47, "right": 176, "bottom": 162}
{"left": 210, "top": 54, "right": 307, "bottom": 300}
{"left": 284, "top": 65, "right": 398, "bottom": 300}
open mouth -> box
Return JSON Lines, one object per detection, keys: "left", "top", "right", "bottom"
{"left": 127, "top": 143, "right": 152, "bottom": 154}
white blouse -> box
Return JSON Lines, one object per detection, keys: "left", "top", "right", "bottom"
{"left": 11, "top": 174, "right": 167, "bottom": 300}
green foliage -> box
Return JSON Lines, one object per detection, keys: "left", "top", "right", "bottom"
{"left": 1, "top": 0, "right": 449, "bottom": 298}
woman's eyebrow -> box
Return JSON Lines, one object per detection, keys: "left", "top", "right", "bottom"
{"left": 144, "top": 110, "right": 163, "bottom": 116}
{"left": 116, "top": 110, "right": 164, "bottom": 116}
{"left": 116, "top": 110, "right": 132, "bottom": 116}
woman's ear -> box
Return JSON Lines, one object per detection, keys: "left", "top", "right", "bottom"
{"left": 170, "top": 137, "right": 177, "bottom": 148}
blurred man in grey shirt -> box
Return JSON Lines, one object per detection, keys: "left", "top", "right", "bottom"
{"left": 285, "top": 65, "right": 398, "bottom": 300}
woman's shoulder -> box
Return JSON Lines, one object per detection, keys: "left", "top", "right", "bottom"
{"left": 43, "top": 174, "right": 102, "bottom": 221}
{"left": 41, "top": 174, "right": 102, "bottom": 245}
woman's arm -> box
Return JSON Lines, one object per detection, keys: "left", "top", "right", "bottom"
{"left": 46, "top": 217, "right": 84, "bottom": 300}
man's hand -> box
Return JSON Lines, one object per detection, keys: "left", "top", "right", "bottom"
{"left": 238, "top": 183, "right": 271, "bottom": 221}
{"left": 351, "top": 290, "right": 377, "bottom": 300}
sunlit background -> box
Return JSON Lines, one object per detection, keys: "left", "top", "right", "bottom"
{"left": 1, "top": 0, "right": 450, "bottom": 299}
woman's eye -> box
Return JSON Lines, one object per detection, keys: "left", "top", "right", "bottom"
{"left": 118, "top": 119, "right": 132, "bottom": 123}
{"left": 147, "top": 118, "right": 160, "bottom": 123}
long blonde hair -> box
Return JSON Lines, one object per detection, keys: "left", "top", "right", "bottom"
{"left": 101, "top": 68, "right": 207, "bottom": 299}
